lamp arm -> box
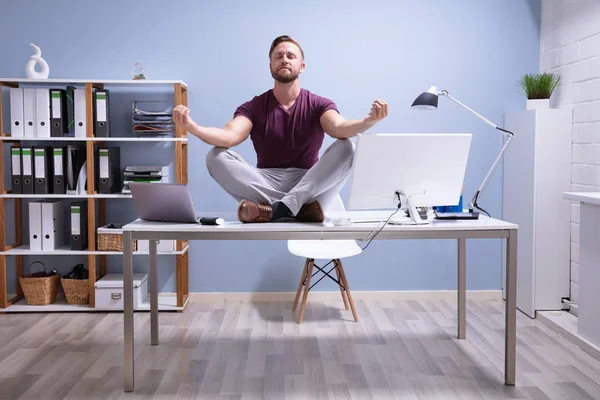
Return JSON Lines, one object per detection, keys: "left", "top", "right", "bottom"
{"left": 441, "top": 91, "right": 499, "bottom": 129}
{"left": 439, "top": 90, "right": 515, "bottom": 215}
{"left": 469, "top": 128, "right": 514, "bottom": 213}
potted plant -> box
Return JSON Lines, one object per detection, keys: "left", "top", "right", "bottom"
{"left": 517, "top": 72, "right": 560, "bottom": 110}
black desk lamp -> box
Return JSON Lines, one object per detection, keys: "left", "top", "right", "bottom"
{"left": 411, "top": 86, "right": 515, "bottom": 218}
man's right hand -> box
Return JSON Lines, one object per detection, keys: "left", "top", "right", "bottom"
{"left": 173, "top": 105, "right": 196, "bottom": 131}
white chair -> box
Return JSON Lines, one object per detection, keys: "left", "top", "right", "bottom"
{"left": 288, "top": 195, "right": 361, "bottom": 324}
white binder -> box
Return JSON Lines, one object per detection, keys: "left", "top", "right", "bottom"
{"left": 9, "top": 88, "right": 24, "bottom": 137}
{"left": 23, "top": 88, "right": 36, "bottom": 138}
{"left": 41, "top": 200, "right": 64, "bottom": 250}
{"left": 35, "top": 88, "right": 51, "bottom": 138}
{"left": 74, "top": 88, "right": 87, "bottom": 138}
{"left": 29, "top": 201, "right": 43, "bottom": 251}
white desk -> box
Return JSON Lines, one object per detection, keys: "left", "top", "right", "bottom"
{"left": 121, "top": 212, "right": 518, "bottom": 392}
{"left": 564, "top": 192, "right": 600, "bottom": 347}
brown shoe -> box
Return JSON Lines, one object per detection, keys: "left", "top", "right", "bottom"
{"left": 237, "top": 200, "right": 273, "bottom": 223}
{"left": 295, "top": 201, "right": 324, "bottom": 222}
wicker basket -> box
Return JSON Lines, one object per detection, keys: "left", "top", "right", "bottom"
{"left": 97, "top": 223, "right": 137, "bottom": 252}
{"left": 61, "top": 278, "right": 89, "bottom": 305}
{"left": 19, "top": 261, "right": 60, "bottom": 305}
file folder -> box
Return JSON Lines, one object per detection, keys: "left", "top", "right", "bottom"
{"left": 53, "top": 146, "right": 67, "bottom": 194}
{"left": 74, "top": 88, "right": 87, "bottom": 138}
{"left": 10, "top": 146, "right": 22, "bottom": 194}
{"left": 42, "top": 200, "right": 65, "bottom": 250}
{"left": 70, "top": 201, "right": 88, "bottom": 250}
{"left": 66, "top": 145, "right": 86, "bottom": 194}
{"left": 50, "top": 89, "right": 68, "bottom": 137}
{"left": 34, "top": 146, "right": 53, "bottom": 194}
{"left": 66, "top": 86, "right": 75, "bottom": 136}
{"left": 21, "top": 147, "right": 34, "bottom": 194}
{"left": 97, "top": 147, "right": 121, "bottom": 194}
{"left": 29, "top": 201, "right": 43, "bottom": 251}
{"left": 10, "top": 88, "right": 24, "bottom": 137}
{"left": 94, "top": 89, "right": 110, "bottom": 137}
{"left": 23, "top": 88, "right": 36, "bottom": 138}
{"left": 35, "top": 88, "right": 51, "bottom": 138}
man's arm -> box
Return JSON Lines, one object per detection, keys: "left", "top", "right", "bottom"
{"left": 173, "top": 105, "right": 251, "bottom": 148}
{"left": 320, "top": 99, "right": 389, "bottom": 139}
{"left": 188, "top": 116, "right": 252, "bottom": 148}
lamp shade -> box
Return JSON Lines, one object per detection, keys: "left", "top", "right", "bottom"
{"left": 411, "top": 85, "right": 439, "bottom": 110}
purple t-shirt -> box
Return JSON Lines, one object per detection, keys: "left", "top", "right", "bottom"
{"left": 234, "top": 88, "right": 338, "bottom": 169}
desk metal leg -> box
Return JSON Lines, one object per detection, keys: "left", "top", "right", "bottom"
{"left": 123, "top": 231, "right": 134, "bottom": 392}
{"left": 458, "top": 238, "right": 466, "bottom": 339}
{"left": 149, "top": 239, "right": 159, "bottom": 346}
{"left": 505, "top": 229, "right": 517, "bottom": 386}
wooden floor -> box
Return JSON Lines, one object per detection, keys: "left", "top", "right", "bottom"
{"left": 1, "top": 298, "right": 600, "bottom": 400}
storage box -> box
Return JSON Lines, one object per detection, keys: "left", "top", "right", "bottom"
{"left": 97, "top": 223, "right": 137, "bottom": 252}
{"left": 94, "top": 273, "right": 147, "bottom": 309}
{"left": 137, "top": 239, "right": 176, "bottom": 253}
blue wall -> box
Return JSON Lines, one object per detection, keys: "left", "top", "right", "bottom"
{"left": 0, "top": 0, "right": 541, "bottom": 293}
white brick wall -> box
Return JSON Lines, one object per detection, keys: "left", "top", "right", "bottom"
{"left": 541, "top": 0, "right": 600, "bottom": 309}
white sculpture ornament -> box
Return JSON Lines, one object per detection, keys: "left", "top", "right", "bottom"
{"left": 25, "top": 43, "right": 49, "bottom": 79}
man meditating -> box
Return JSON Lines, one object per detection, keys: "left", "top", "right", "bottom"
{"left": 173, "top": 35, "right": 388, "bottom": 223}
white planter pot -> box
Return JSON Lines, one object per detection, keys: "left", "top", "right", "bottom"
{"left": 526, "top": 99, "right": 550, "bottom": 110}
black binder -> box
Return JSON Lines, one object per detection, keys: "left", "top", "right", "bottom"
{"left": 93, "top": 89, "right": 111, "bottom": 137}
{"left": 10, "top": 146, "right": 22, "bottom": 194}
{"left": 52, "top": 146, "right": 68, "bottom": 194}
{"left": 21, "top": 146, "right": 34, "bottom": 194}
{"left": 97, "top": 146, "right": 121, "bottom": 194}
{"left": 50, "top": 89, "right": 68, "bottom": 137}
{"left": 33, "top": 146, "right": 53, "bottom": 194}
{"left": 70, "top": 201, "right": 88, "bottom": 250}
{"left": 66, "top": 85, "right": 75, "bottom": 136}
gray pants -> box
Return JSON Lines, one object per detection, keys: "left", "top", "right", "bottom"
{"left": 206, "top": 139, "right": 355, "bottom": 216}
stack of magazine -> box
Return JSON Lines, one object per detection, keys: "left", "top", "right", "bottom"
{"left": 132, "top": 101, "right": 174, "bottom": 136}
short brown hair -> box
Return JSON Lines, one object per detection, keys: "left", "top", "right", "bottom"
{"left": 269, "top": 35, "right": 304, "bottom": 59}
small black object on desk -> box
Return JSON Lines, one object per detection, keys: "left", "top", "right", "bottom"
{"left": 434, "top": 210, "right": 480, "bottom": 220}
{"left": 199, "top": 217, "right": 224, "bottom": 226}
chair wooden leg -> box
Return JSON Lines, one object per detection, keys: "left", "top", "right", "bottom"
{"left": 297, "top": 259, "right": 315, "bottom": 324}
{"left": 336, "top": 259, "right": 358, "bottom": 322}
{"left": 335, "top": 261, "right": 349, "bottom": 310}
{"left": 292, "top": 258, "right": 309, "bottom": 312}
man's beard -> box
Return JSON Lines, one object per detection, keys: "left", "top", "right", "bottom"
{"left": 271, "top": 68, "right": 298, "bottom": 84}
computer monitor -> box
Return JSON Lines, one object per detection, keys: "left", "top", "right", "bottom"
{"left": 347, "top": 133, "right": 472, "bottom": 224}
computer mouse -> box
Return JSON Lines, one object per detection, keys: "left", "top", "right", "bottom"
{"left": 333, "top": 217, "right": 352, "bottom": 226}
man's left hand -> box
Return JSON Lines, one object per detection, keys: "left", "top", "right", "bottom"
{"left": 364, "top": 99, "right": 389, "bottom": 125}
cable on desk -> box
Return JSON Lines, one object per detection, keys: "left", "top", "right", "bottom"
{"left": 471, "top": 191, "right": 491, "bottom": 217}
{"left": 359, "top": 191, "right": 402, "bottom": 251}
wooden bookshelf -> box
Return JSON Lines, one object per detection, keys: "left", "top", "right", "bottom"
{"left": 0, "top": 79, "right": 189, "bottom": 311}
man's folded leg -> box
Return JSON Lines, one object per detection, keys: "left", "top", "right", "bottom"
{"left": 206, "top": 147, "right": 305, "bottom": 223}
{"left": 280, "top": 138, "right": 355, "bottom": 222}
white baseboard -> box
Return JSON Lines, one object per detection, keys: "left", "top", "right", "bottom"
{"left": 186, "top": 290, "right": 502, "bottom": 303}
{"left": 8, "top": 290, "right": 502, "bottom": 305}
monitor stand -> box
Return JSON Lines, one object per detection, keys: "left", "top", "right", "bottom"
{"left": 388, "top": 191, "right": 430, "bottom": 225}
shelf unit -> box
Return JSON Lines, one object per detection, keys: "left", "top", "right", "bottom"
{"left": 0, "top": 194, "right": 133, "bottom": 198}
{"left": 0, "top": 244, "right": 189, "bottom": 256}
{"left": 0, "top": 136, "right": 188, "bottom": 142}
{"left": 0, "top": 78, "right": 189, "bottom": 312}
{"left": 5, "top": 293, "right": 190, "bottom": 312}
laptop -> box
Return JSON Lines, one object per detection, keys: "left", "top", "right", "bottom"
{"left": 129, "top": 182, "right": 203, "bottom": 223}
